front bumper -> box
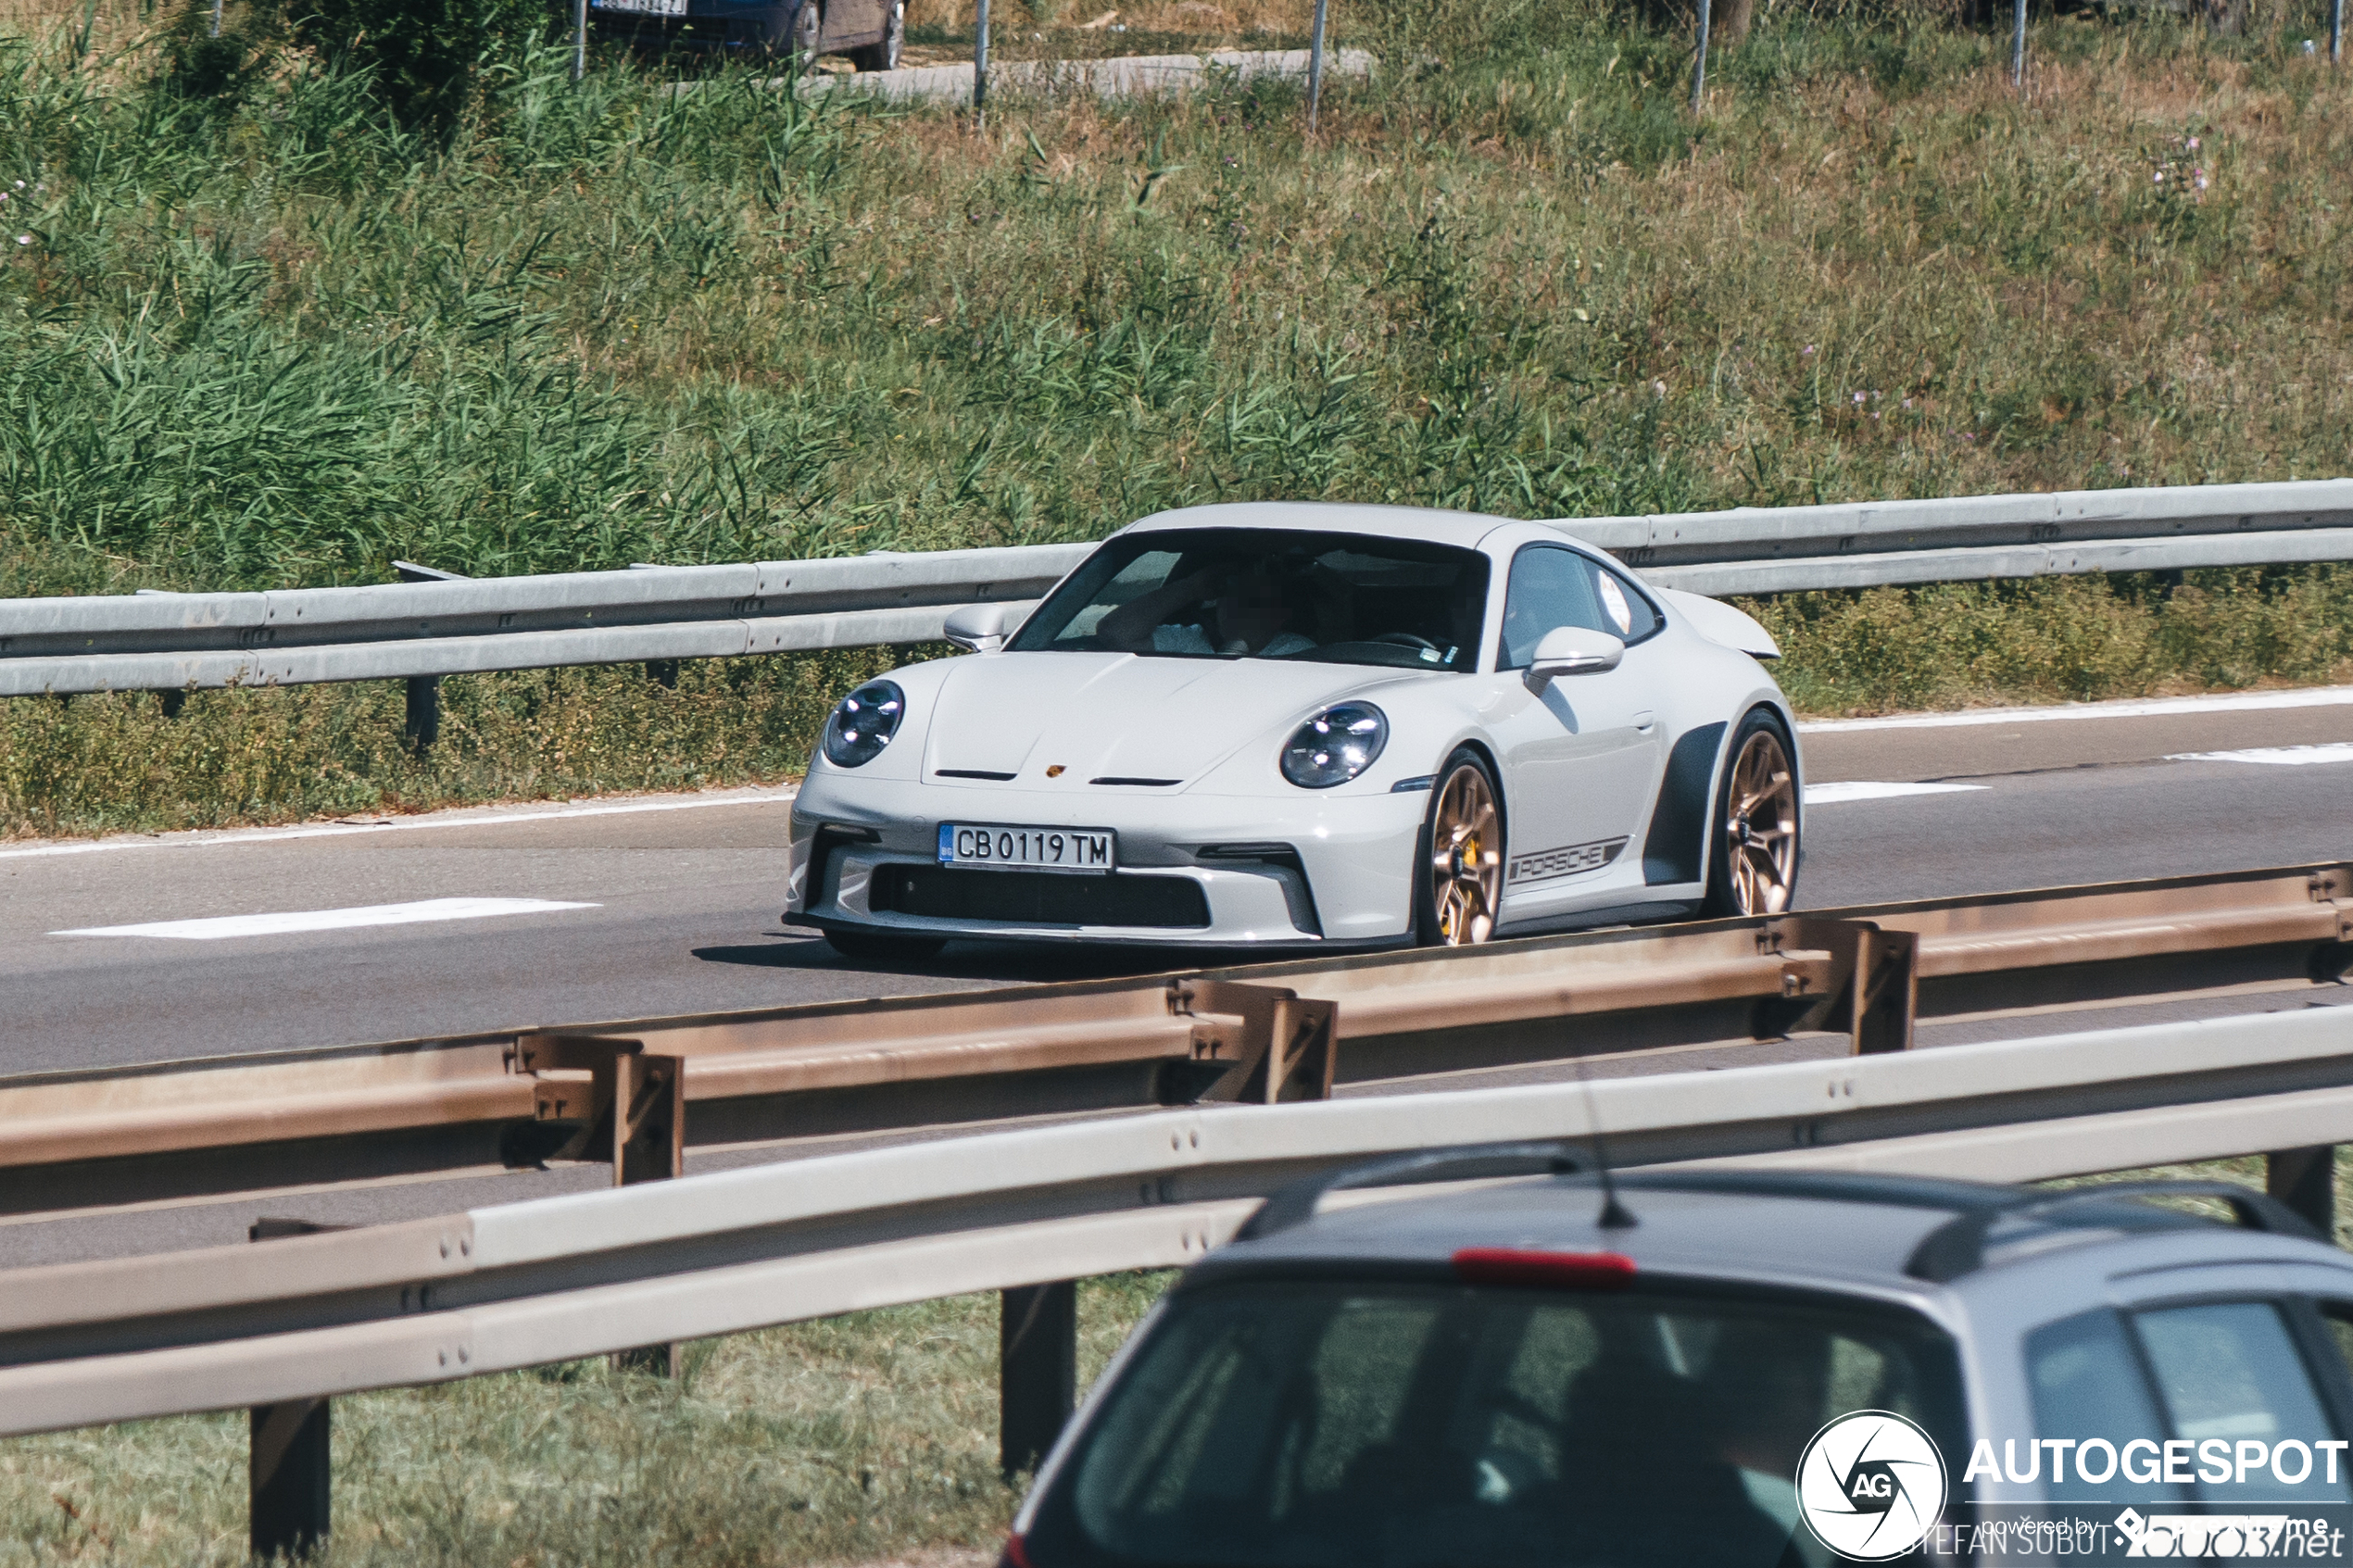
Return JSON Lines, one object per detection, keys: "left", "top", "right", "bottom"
{"left": 787, "top": 771, "right": 1428, "bottom": 946}
{"left": 589, "top": 3, "right": 786, "bottom": 51}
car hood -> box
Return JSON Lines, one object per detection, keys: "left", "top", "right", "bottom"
{"left": 923, "top": 653, "right": 1416, "bottom": 786}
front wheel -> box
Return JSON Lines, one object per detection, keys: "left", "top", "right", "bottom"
{"left": 850, "top": 0, "right": 902, "bottom": 69}
{"left": 1702, "top": 710, "right": 1800, "bottom": 917}
{"left": 1414, "top": 749, "right": 1504, "bottom": 946}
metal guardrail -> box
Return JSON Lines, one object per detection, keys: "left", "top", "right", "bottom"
{"left": 3, "top": 862, "right": 2347, "bottom": 1554}
{"left": 6, "top": 862, "right": 2347, "bottom": 1223}
{"left": 6, "top": 1000, "right": 2353, "bottom": 1438}
{"left": 1586, "top": 478, "right": 2353, "bottom": 596}
{"left": 3, "top": 479, "right": 2349, "bottom": 697}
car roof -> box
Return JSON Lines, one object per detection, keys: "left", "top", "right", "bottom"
{"left": 1186, "top": 1168, "right": 2345, "bottom": 1309}
{"left": 1117, "top": 501, "right": 1529, "bottom": 550}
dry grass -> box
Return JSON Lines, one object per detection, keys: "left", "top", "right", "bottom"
{"left": 0, "top": 1274, "right": 1171, "bottom": 1568}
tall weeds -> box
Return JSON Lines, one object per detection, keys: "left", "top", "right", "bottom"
{"left": 2, "top": 0, "right": 2349, "bottom": 832}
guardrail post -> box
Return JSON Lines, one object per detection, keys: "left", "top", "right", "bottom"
{"left": 403, "top": 677, "right": 440, "bottom": 750}
{"left": 251, "top": 1399, "right": 330, "bottom": 1561}
{"left": 1755, "top": 918, "right": 1915, "bottom": 1052}
{"left": 247, "top": 1219, "right": 345, "bottom": 1560}
{"left": 389, "top": 562, "right": 467, "bottom": 753}
{"left": 1850, "top": 925, "right": 1919, "bottom": 1055}
{"left": 1000, "top": 1280, "right": 1076, "bottom": 1480}
{"left": 1166, "top": 980, "right": 1338, "bottom": 1102}
{"left": 2267, "top": 1148, "right": 2336, "bottom": 1241}
{"left": 511, "top": 1035, "right": 686, "bottom": 1373}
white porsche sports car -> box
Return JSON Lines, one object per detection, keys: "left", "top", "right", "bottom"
{"left": 785, "top": 502, "right": 1800, "bottom": 960}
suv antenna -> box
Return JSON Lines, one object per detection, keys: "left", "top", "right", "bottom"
{"left": 1578, "top": 1061, "right": 1638, "bottom": 1231}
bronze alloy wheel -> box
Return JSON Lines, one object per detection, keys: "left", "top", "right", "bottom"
{"left": 1723, "top": 727, "right": 1799, "bottom": 914}
{"left": 1428, "top": 762, "right": 1503, "bottom": 945}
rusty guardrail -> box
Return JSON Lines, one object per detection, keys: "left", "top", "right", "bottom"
{"left": 3, "top": 861, "right": 2346, "bottom": 1225}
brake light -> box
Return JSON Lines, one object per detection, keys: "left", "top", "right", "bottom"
{"left": 1451, "top": 1247, "right": 1637, "bottom": 1288}
{"left": 1000, "top": 1533, "right": 1037, "bottom": 1568}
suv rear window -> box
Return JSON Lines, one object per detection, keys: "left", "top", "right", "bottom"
{"left": 1029, "top": 1277, "right": 1964, "bottom": 1568}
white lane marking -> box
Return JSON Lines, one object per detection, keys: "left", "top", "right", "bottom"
{"left": 1798, "top": 684, "right": 2353, "bottom": 734}
{"left": 52, "top": 897, "right": 598, "bottom": 941}
{"left": 0, "top": 786, "right": 797, "bottom": 864}
{"left": 1803, "top": 781, "right": 1991, "bottom": 806}
{"left": 2165, "top": 743, "right": 2353, "bottom": 767}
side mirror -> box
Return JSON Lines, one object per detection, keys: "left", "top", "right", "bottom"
{"left": 943, "top": 602, "right": 1014, "bottom": 654}
{"left": 1526, "top": 626, "right": 1624, "bottom": 686}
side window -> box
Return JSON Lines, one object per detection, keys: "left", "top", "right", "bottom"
{"left": 1499, "top": 548, "right": 1604, "bottom": 670}
{"left": 2134, "top": 1301, "right": 2353, "bottom": 1504}
{"left": 1597, "top": 565, "right": 1662, "bottom": 643}
{"left": 1498, "top": 548, "right": 1661, "bottom": 668}
{"left": 2028, "top": 1311, "right": 2182, "bottom": 1504}
{"left": 2319, "top": 1303, "right": 2353, "bottom": 1381}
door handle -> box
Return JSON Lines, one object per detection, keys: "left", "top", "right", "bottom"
{"left": 1632, "top": 710, "right": 1657, "bottom": 733}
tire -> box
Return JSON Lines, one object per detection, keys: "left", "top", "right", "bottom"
{"left": 786, "top": 0, "right": 823, "bottom": 69}
{"left": 823, "top": 924, "right": 945, "bottom": 963}
{"left": 1701, "top": 709, "right": 1801, "bottom": 918}
{"left": 850, "top": 0, "right": 903, "bottom": 69}
{"left": 1413, "top": 748, "right": 1504, "bottom": 947}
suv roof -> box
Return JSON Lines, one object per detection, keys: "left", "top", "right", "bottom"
{"left": 1191, "top": 1155, "right": 2332, "bottom": 1301}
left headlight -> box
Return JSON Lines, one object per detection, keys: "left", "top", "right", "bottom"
{"left": 823, "top": 680, "right": 905, "bottom": 768}
{"left": 1279, "top": 702, "right": 1389, "bottom": 789}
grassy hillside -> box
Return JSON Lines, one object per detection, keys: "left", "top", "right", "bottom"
{"left": 0, "top": 0, "right": 2349, "bottom": 834}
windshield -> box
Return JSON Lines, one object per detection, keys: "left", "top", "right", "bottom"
{"left": 1029, "top": 1277, "right": 1964, "bottom": 1568}
{"left": 1008, "top": 529, "right": 1491, "bottom": 671}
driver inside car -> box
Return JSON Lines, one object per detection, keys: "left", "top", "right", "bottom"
{"left": 1099, "top": 560, "right": 1317, "bottom": 657}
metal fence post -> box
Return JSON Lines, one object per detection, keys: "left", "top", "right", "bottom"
{"left": 510, "top": 1035, "right": 686, "bottom": 1374}
{"left": 2010, "top": 0, "right": 2027, "bottom": 87}
{"left": 973, "top": 0, "right": 990, "bottom": 121}
{"left": 1691, "top": 0, "right": 1711, "bottom": 112}
{"left": 573, "top": 0, "right": 587, "bottom": 82}
{"left": 2333, "top": 0, "right": 2343, "bottom": 63}
{"left": 1306, "top": 0, "right": 1328, "bottom": 129}
{"left": 2267, "top": 1147, "right": 2337, "bottom": 1241}
{"left": 402, "top": 677, "right": 440, "bottom": 749}
{"left": 1000, "top": 1281, "right": 1077, "bottom": 1480}
{"left": 250, "top": 1400, "right": 330, "bottom": 1561}
{"left": 249, "top": 1219, "right": 343, "bottom": 1560}
{"left": 210, "top": 0, "right": 223, "bottom": 37}
{"left": 393, "top": 561, "right": 463, "bottom": 752}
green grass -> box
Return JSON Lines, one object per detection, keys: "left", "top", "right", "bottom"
{"left": 2, "top": 0, "right": 2351, "bottom": 835}
{"left": 0, "top": 1273, "right": 1172, "bottom": 1568}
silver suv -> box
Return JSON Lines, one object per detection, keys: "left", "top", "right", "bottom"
{"left": 1003, "top": 1151, "right": 2353, "bottom": 1568}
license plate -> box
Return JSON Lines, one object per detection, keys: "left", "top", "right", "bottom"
{"left": 937, "top": 823, "right": 1115, "bottom": 872}
{"left": 593, "top": 0, "right": 686, "bottom": 15}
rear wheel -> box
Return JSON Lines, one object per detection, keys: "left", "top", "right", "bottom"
{"left": 1703, "top": 710, "right": 1800, "bottom": 917}
{"left": 850, "top": 0, "right": 902, "bottom": 69}
{"left": 824, "top": 924, "right": 945, "bottom": 964}
{"left": 1414, "top": 749, "right": 1504, "bottom": 947}
{"left": 786, "top": 0, "right": 822, "bottom": 68}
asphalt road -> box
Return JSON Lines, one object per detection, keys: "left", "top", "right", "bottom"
{"left": 5, "top": 686, "right": 2349, "bottom": 1081}
{"left": 4, "top": 685, "right": 2348, "bottom": 1267}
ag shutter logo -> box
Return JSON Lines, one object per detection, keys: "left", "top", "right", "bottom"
{"left": 1796, "top": 1410, "right": 1949, "bottom": 1561}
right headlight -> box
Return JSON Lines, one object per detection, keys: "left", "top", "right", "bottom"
{"left": 822, "top": 680, "right": 905, "bottom": 768}
{"left": 1279, "top": 702, "right": 1389, "bottom": 789}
